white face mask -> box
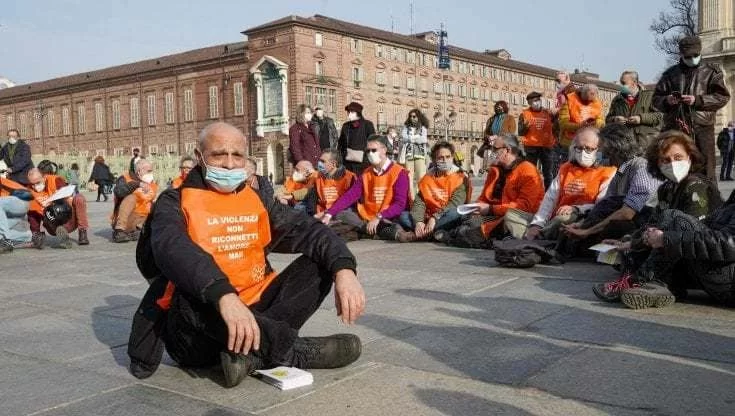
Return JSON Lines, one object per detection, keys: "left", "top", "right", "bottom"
{"left": 682, "top": 55, "right": 701, "bottom": 67}
{"left": 577, "top": 151, "right": 597, "bottom": 168}
{"left": 141, "top": 173, "right": 155, "bottom": 184}
{"left": 530, "top": 101, "right": 542, "bottom": 110}
{"left": 8, "top": 137, "right": 18, "bottom": 145}
{"left": 304, "top": 112, "right": 313, "bottom": 122}
{"left": 33, "top": 182, "right": 46, "bottom": 192}
{"left": 292, "top": 171, "right": 306, "bottom": 182}
{"left": 368, "top": 151, "right": 382, "bottom": 165}
{"left": 659, "top": 160, "right": 691, "bottom": 183}
{"left": 348, "top": 112, "right": 359, "bottom": 122}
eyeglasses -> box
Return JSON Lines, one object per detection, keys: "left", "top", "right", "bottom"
{"left": 366, "top": 148, "right": 380, "bottom": 153}
{"left": 491, "top": 146, "right": 507, "bottom": 152}
{"left": 573, "top": 146, "right": 598, "bottom": 154}
{"left": 180, "top": 166, "right": 193, "bottom": 170}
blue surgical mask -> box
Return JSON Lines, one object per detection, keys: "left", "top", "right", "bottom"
{"left": 317, "top": 161, "right": 328, "bottom": 175}
{"left": 683, "top": 55, "right": 701, "bottom": 67}
{"left": 620, "top": 85, "right": 631, "bottom": 97}
{"left": 202, "top": 163, "right": 248, "bottom": 193}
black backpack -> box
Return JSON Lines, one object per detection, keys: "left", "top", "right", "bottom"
{"left": 493, "top": 239, "right": 562, "bottom": 268}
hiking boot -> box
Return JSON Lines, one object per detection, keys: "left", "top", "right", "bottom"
{"left": 0, "top": 238, "right": 13, "bottom": 254}
{"left": 620, "top": 280, "right": 676, "bottom": 310}
{"left": 78, "top": 229, "right": 89, "bottom": 245}
{"left": 291, "top": 334, "right": 362, "bottom": 369}
{"left": 219, "top": 350, "right": 264, "bottom": 388}
{"left": 396, "top": 229, "right": 418, "bottom": 243}
{"left": 56, "top": 226, "right": 72, "bottom": 249}
{"left": 592, "top": 273, "right": 636, "bottom": 302}
{"left": 31, "top": 232, "right": 45, "bottom": 249}
{"left": 113, "top": 229, "right": 131, "bottom": 243}
{"left": 127, "top": 230, "right": 141, "bottom": 241}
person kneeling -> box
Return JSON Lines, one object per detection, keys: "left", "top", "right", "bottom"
{"left": 111, "top": 160, "right": 157, "bottom": 243}
{"left": 0, "top": 177, "right": 40, "bottom": 252}
{"left": 27, "top": 168, "right": 89, "bottom": 248}
{"left": 127, "top": 122, "right": 365, "bottom": 388}
{"left": 398, "top": 141, "right": 468, "bottom": 242}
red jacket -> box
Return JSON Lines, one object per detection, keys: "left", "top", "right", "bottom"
{"left": 289, "top": 122, "right": 321, "bottom": 166}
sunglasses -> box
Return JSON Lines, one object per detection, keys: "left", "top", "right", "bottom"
{"left": 573, "top": 146, "right": 598, "bottom": 153}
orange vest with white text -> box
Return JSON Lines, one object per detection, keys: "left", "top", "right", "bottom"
{"left": 315, "top": 170, "right": 356, "bottom": 213}
{"left": 0, "top": 177, "right": 26, "bottom": 197}
{"left": 521, "top": 108, "right": 554, "bottom": 148}
{"left": 563, "top": 92, "right": 603, "bottom": 145}
{"left": 556, "top": 162, "right": 616, "bottom": 209}
{"left": 418, "top": 171, "right": 465, "bottom": 219}
{"left": 29, "top": 174, "right": 63, "bottom": 214}
{"left": 122, "top": 173, "right": 159, "bottom": 216}
{"left": 357, "top": 163, "right": 405, "bottom": 220}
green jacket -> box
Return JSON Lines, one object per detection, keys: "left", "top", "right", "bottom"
{"left": 605, "top": 90, "right": 662, "bottom": 149}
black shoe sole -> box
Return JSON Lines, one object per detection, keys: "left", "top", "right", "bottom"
{"left": 220, "top": 351, "right": 255, "bottom": 388}
{"left": 620, "top": 292, "right": 675, "bottom": 309}
{"left": 592, "top": 285, "right": 621, "bottom": 303}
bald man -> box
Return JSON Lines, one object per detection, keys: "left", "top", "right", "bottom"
{"left": 111, "top": 159, "right": 157, "bottom": 243}
{"left": 277, "top": 160, "right": 316, "bottom": 214}
{"left": 128, "top": 122, "right": 365, "bottom": 388}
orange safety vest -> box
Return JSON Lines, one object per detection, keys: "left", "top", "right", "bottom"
{"left": 418, "top": 171, "right": 466, "bottom": 219}
{"left": 556, "top": 162, "right": 616, "bottom": 209}
{"left": 283, "top": 176, "right": 316, "bottom": 195}
{"left": 521, "top": 108, "right": 554, "bottom": 148}
{"left": 171, "top": 176, "right": 184, "bottom": 189}
{"left": 0, "top": 177, "right": 26, "bottom": 197}
{"left": 122, "top": 173, "right": 159, "bottom": 216}
{"left": 315, "top": 170, "right": 356, "bottom": 213}
{"left": 563, "top": 92, "right": 603, "bottom": 146}
{"left": 170, "top": 186, "right": 278, "bottom": 306}
{"left": 29, "top": 174, "right": 63, "bottom": 214}
{"left": 356, "top": 163, "right": 406, "bottom": 221}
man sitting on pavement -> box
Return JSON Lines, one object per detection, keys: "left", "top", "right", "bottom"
{"left": 26, "top": 167, "right": 90, "bottom": 248}
{"left": 127, "top": 122, "right": 365, "bottom": 388}
{"left": 320, "top": 135, "right": 411, "bottom": 241}
{"left": 277, "top": 160, "right": 316, "bottom": 213}
{"left": 170, "top": 156, "right": 196, "bottom": 189}
{"left": 0, "top": 176, "right": 38, "bottom": 252}
{"left": 397, "top": 141, "right": 468, "bottom": 242}
{"left": 436, "top": 133, "right": 544, "bottom": 247}
{"left": 111, "top": 159, "right": 157, "bottom": 243}
{"left": 310, "top": 149, "right": 356, "bottom": 216}
{"left": 505, "top": 127, "right": 616, "bottom": 240}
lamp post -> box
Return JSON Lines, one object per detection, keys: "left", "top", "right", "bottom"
{"left": 33, "top": 99, "right": 50, "bottom": 155}
{"left": 433, "top": 110, "right": 456, "bottom": 141}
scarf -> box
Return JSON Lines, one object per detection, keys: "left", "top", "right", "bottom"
{"left": 491, "top": 114, "right": 506, "bottom": 135}
{"left": 6, "top": 142, "right": 18, "bottom": 161}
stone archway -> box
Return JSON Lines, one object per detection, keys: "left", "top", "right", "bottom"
{"left": 274, "top": 142, "right": 285, "bottom": 184}
{"left": 266, "top": 143, "right": 275, "bottom": 184}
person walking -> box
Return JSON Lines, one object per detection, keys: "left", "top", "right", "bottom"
{"left": 89, "top": 156, "right": 113, "bottom": 202}
{"left": 717, "top": 121, "right": 735, "bottom": 181}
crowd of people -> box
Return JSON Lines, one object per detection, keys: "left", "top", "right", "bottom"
{"left": 2, "top": 35, "right": 735, "bottom": 389}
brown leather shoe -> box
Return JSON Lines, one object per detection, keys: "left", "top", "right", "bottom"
{"left": 78, "top": 229, "right": 89, "bottom": 245}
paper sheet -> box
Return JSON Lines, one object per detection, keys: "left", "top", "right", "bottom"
{"left": 46, "top": 185, "right": 76, "bottom": 203}
{"left": 457, "top": 203, "right": 482, "bottom": 215}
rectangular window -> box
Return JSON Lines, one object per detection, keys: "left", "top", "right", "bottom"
{"left": 315, "top": 32, "right": 323, "bottom": 47}
{"left": 393, "top": 73, "right": 400, "bottom": 88}
{"left": 166, "top": 143, "right": 177, "bottom": 154}
{"left": 375, "top": 44, "right": 383, "bottom": 58}
{"left": 376, "top": 71, "right": 386, "bottom": 85}
{"left": 148, "top": 144, "right": 159, "bottom": 156}
{"left": 208, "top": 86, "right": 219, "bottom": 118}
{"left": 315, "top": 61, "right": 324, "bottom": 76}
{"left": 305, "top": 86, "right": 313, "bottom": 108}
{"left": 165, "top": 92, "right": 175, "bottom": 124}
{"left": 33, "top": 113, "right": 42, "bottom": 138}
{"left": 328, "top": 89, "right": 336, "bottom": 113}
{"left": 185, "top": 142, "right": 196, "bottom": 154}
{"left": 183, "top": 89, "right": 194, "bottom": 121}
{"left": 114, "top": 147, "right": 124, "bottom": 157}
{"left": 112, "top": 99, "right": 121, "bottom": 130}
{"left": 18, "top": 113, "right": 27, "bottom": 137}
{"left": 76, "top": 105, "right": 85, "bottom": 134}
{"left": 420, "top": 78, "right": 428, "bottom": 92}
{"left": 459, "top": 84, "right": 466, "bottom": 98}
{"left": 47, "top": 109, "right": 55, "bottom": 136}
{"left": 95, "top": 102, "right": 104, "bottom": 132}
{"left": 5, "top": 114, "right": 14, "bottom": 130}
{"left": 407, "top": 76, "right": 416, "bottom": 91}
{"left": 350, "top": 39, "right": 362, "bottom": 53}
{"left": 233, "top": 82, "right": 244, "bottom": 116}
{"left": 147, "top": 94, "right": 156, "bottom": 126}
{"left": 434, "top": 81, "right": 442, "bottom": 94}
{"left": 130, "top": 97, "right": 140, "bottom": 127}
{"left": 315, "top": 87, "right": 327, "bottom": 109}
{"left": 61, "top": 107, "right": 70, "bottom": 135}
{"left": 407, "top": 51, "right": 415, "bottom": 64}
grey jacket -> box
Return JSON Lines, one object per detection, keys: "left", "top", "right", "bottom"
{"left": 313, "top": 116, "right": 339, "bottom": 150}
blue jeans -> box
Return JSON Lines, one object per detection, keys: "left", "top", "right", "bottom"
{"left": 398, "top": 208, "right": 462, "bottom": 232}
{"left": 0, "top": 196, "right": 32, "bottom": 244}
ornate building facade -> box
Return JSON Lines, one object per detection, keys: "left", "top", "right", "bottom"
{"left": 700, "top": 0, "right": 735, "bottom": 129}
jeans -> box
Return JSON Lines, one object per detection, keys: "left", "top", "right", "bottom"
{"left": 0, "top": 196, "right": 32, "bottom": 244}
{"left": 398, "top": 208, "right": 462, "bottom": 232}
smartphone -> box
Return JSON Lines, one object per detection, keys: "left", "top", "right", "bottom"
{"left": 672, "top": 91, "right": 682, "bottom": 99}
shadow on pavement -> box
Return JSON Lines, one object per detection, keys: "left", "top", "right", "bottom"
{"left": 413, "top": 388, "right": 533, "bottom": 416}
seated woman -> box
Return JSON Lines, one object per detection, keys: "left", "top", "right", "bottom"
{"left": 397, "top": 141, "right": 468, "bottom": 242}
{"left": 593, "top": 130, "right": 722, "bottom": 302}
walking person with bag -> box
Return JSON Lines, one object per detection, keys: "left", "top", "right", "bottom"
{"left": 338, "top": 102, "right": 376, "bottom": 174}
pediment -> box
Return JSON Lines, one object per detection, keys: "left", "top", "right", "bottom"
{"left": 375, "top": 62, "right": 387, "bottom": 69}
{"left": 406, "top": 67, "right": 416, "bottom": 75}
{"left": 392, "top": 98, "right": 402, "bottom": 105}
{"left": 376, "top": 96, "right": 387, "bottom": 103}
{"left": 406, "top": 100, "right": 416, "bottom": 107}
{"left": 391, "top": 66, "right": 402, "bottom": 72}
{"left": 313, "top": 51, "right": 326, "bottom": 60}
{"left": 421, "top": 101, "right": 430, "bottom": 109}
{"left": 352, "top": 93, "right": 364, "bottom": 101}
{"left": 420, "top": 70, "right": 429, "bottom": 77}
{"left": 351, "top": 58, "right": 363, "bottom": 66}
{"left": 249, "top": 55, "right": 288, "bottom": 74}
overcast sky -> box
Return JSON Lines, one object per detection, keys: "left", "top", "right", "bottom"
{"left": 2, "top": 0, "right": 673, "bottom": 86}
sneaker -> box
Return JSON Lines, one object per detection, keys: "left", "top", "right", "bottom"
{"left": 78, "top": 229, "right": 89, "bottom": 246}
{"left": 291, "top": 334, "right": 362, "bottom": 369}
{"left": 0, "top": 238, "right": 13, "bottom": 254}
{"left": 219, "top": 350, "right": 264, "bottom": 388}
{"left": 396, "top": 229, "right": 418, "bottom": 243}
{"left": 620, "top": 280, "right": 676, "bottom": 310}
{"left": 113, "top": 229, "right": 131, "bottom": 243}
{"left": 31, "top": 232, "right": 45, "bottom": 249}
{"left": 56, "top": 226, "right": 72, "bottom": 249}
{"left": 592, "top": 273, "right": 636, "bottom": 302}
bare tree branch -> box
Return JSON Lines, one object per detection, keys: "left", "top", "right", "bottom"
{"left": 650, "top": 0, "right": 698, "bottom": 57}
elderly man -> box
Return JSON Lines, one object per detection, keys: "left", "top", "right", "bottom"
{"left": 111, "top": 159, "right": 157, "bottom": 243}
{"left": 653, "top": 36, "right": 730, "bottom": 183}
{"left": 26, "top": 167, "right": 89, "bottom": 248}
{"left": 606, "top": 70, "right": 662, "bottom": 150}
{"left": 559, "top": 84, "right": 605, "bottom": 152}
{"left": 244, "top": 157, "right": 274, "bottom": 202}
{"left": 310, "top": 149, "right": 356, "bottom": 216}
{"left": 505, "top": 127, "right": 616, "bottom": 240}
{"left": 520, "top": 91, "right": 556, "bottom": 188}
{"left": 0, "top": 176, "right": 38, "bottom": 252}
{"left": 322, "top": 135, "right": 410, "bottom": 240}
{"left": 170, "top": 156, "right": 196, "bottom": 189}
{"left": 437, "top": 133, "right": 544, "bottom": 247}
{"left": 127, "top": 122, "right": 365, "bottom": 388}
{"left": 562, "top": 124, "right": 662, "bottom": 252}
{"left": 278, "top": 160, "right": 316, "bottom": 213}
{"left": 0, "top": 129, "right": 34, "bottom": 185}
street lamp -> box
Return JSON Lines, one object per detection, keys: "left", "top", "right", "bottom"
{"left": 33, "top": 99, "right": 50, "bottom": 154}
{"left": 433, "top": 110, "right": 456, "bottom": 141}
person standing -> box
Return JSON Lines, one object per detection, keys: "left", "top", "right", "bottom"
{"left": 606, "top": 70, "right": 663, "bottom": 150}
{"left": 717, "top": 121, "right": 735, "bottom": 181}
{"left": 313, "top": 107, "right": 339, "bottom": 151}
{"left": 479, "top": 101, "right": 516, "bottom": 172}
{"left": 559, "top": 84, "right": 605, "bottom": 152}
{"left": 338, "top": 102, "right": 376, "bottom": 174}
{"left": 519, "top": 92, "right": 555, "bottom": 189}
{"left": 68, "top": 163, "right": 81, "bottom": 190}
{"left": 653, "top": 35, "right": 730, "bottom": 183}
{"left": 399, "top": 109, "right": 430, "bottom": 191}
{"left": 0, "top": 129, "right": 33, "bottom": 185}
{"left": 129, "top": 148, "right": 142, "bottom": 174}
{"left": 288, "top": 105, "right": 320, "bottom": 167}
{"left": 89, "top": 156, "right": 113, "bottom": 202}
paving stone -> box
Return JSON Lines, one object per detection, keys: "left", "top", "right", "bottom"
{"left": 13, "top": 283, "right": 143, "bottom": 315}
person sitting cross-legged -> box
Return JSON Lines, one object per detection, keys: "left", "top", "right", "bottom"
{"left": 397, "top": 141, "right": 468, "bottom": 242}
{"left": 111, "top": 159, "right": 158, "bottom": 243}
{"left": 0, "top": 176, "right": 41, "bottom": 252}
{"left": 277, "top": 160, "right": 316, "bottom": 214}
{"left": 310, "top": 149, "right": 356, "bottom": 217}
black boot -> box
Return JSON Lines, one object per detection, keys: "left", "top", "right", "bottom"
{"left": 78, "top": 229, "right": 89, "bottom": 245}
{"left": 220, "top": 351, "right": 264, "bottom": 388}
{"left": 290, "top": 334, "right": 362, "bottom": 369}
{"left": 376, "top": 223, "right": 399, "bottom": 241}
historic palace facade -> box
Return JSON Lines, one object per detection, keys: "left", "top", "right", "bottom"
{"left": 0, "top": 14, "right": 618, "bottom": 183}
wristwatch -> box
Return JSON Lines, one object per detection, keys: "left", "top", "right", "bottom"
{"left": 376, "top": 213, "right": 384, "bottom": 220}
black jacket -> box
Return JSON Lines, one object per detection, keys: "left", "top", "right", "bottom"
{"left": 338, "top": 119, "right": 376, "bottom": 163}
{"left": 605, "top": 90, "right": 662, "bottom": 149}
{"left": 716, "top": 128, "right": 734, "bottom": 152}
{"left": 652, "top": 61, "right": 730, "bottom": 129}
{"left": 314, "top": 116, "right": 339, "bottom": 150}
{"left": 89, "top": 162, "right": 113, "bottom": 184}
{"left": 0, "top": 140, "right": 33, "bottom": 185}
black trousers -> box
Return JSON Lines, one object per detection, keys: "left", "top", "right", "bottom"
{"left": 526, "top": 146, "right": 555, "bottom": 189}
{"left": 694, "top": 124, "right": 717, "bottom": 183}
{"left": 720, "top": 146, "right": 735, "bottom": 180}
{"left": 163, "top": 255, "right": 334, "bottom": 368}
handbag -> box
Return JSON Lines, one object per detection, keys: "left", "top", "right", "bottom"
{"left": 345, "top": 148, "right": 364, "bottom": 163}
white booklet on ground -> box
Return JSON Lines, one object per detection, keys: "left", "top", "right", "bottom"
{"left": 588, "top": 243, "right": 621, "bottom": 265}
{"left": 457, "top": 203, "right": 482, "bottom": 215}
{"left": 254, "top": 366, "right": 313, "bottom": 390}
{"left": 46, "top": 184, "right": 76, "bottom": 203}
